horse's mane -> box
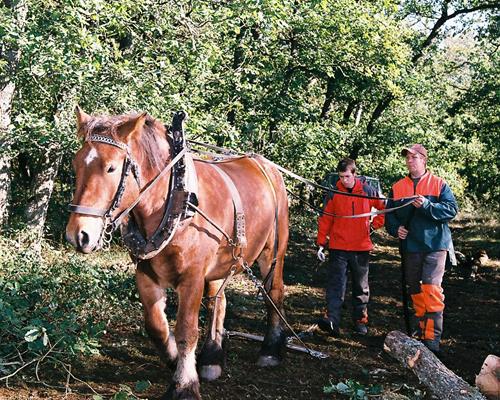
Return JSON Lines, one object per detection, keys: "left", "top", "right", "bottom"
{"left": 79, "top": 113, "right": 168, "bottom": 171}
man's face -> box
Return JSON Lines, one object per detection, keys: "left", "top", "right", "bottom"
{"left": 405, "top": 153, "right": 426, "bottom": 177}
{"left": 339, "top": 170, "right": 356, "bottom": 189}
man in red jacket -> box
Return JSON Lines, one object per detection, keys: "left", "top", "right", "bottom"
{"left": 316, "top": 158, "right": 385, "bottom": 336}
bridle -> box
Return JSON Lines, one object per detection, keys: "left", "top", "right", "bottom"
{"left": 68, "top": 134, "right": 143, "bottom": 247}
{"left": 68, "top": 111, "right": 193, "bottom": 257}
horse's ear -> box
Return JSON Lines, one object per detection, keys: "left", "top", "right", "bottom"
{"left": 75, "top": 105, "right": 90, "bottom": 133}
{"left": 118, "top": 112, "right": 148, "bottom": 141}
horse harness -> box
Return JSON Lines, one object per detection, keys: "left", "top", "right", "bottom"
{"left": 68, "top": 112, "right": 198, "bottom": 260}
{"left": 67, "top": 112, "right": 274, "bottom": 268}
{"left": 68, "top": 113, "right": 332, "bottom": 359}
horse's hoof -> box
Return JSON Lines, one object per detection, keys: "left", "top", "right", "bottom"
{"left": 162, "top": 381, "right": 201, "bottom": 400}
{"left": 199, "top": 364, "right": 222, "bottom": 381}
{"left": 257, "top": 355, "right": 281, "bottom": 367}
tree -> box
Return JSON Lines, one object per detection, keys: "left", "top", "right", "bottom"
{"left": 0, "top": 0, "right": 28, "bottom": 229}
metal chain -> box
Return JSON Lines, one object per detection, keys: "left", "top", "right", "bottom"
{"left": 241, "top": 262, "right": 329, "bottom": 359}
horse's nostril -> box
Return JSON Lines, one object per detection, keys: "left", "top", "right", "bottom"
{"left": 77, "top": 230, "right": 90, "bottom": 248}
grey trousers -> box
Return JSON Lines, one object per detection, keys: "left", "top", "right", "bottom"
{"left": 326, "top": 250, "right": 370, "bottom": 327}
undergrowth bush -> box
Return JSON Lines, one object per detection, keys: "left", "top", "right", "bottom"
{"left": 0, "top": 234, "right": 138, "bottom": 383}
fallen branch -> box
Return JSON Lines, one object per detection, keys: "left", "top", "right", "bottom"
{"left": 384, "top": 330, "right": 486, "bottom": 400}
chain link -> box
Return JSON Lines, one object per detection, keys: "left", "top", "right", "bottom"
{"left": 240, "top": 262, "right": 328, "bottom": 359}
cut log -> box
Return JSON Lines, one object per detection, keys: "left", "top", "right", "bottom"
{"left": 384, "top": 330, "right": 486, "bottom": 400}
{"left": 475, "top": 355, "right": 500, "bottom": 400}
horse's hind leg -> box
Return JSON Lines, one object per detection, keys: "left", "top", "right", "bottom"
{"left": 136, "top": 261, "right": 178, "bottom": 366}
{"left": 256, "top": 242, "right": 287, "bottom": 367}
{"left": 198, "top": 279, "right": 226, "bottom": 381}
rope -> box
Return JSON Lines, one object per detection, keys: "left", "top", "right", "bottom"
{"left": 186, "top": 201, "right": 234, "bottom": 245}
{"left": 187, "top": 140, "right": 417, "bottom": 202}
{"left": 286, "top": 188, "right": 414, "bottom": 218}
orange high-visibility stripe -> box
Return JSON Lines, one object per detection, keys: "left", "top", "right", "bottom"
{"left": 392, "top": 172, "right": 444, "bottom": 199}
{"left": 411, "top": 293, "right": 426, "bottom": 317}
{"left": 424, "top": 318, "right": 435, "bottom": 340}
{"left": 421, "top": 284, "right": 444, "bottom": 312}
{"left": 417, "top": 175, "right": 443, "bottom": 197}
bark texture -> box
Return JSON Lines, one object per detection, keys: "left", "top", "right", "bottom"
{"left": 0, "top": 0, "right": 28, "bottom": 228}
{"left": 24, "top": 150, "right": 63, "bottom": 237}
{"left": 384, "top": 330, "right": 487, "bottom": 400}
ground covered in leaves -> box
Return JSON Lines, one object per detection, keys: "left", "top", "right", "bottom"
{"left": 1, "top": 213, "right": 498, "bottom": 400}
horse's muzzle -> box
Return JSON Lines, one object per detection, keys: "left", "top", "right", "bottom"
{"left": 65, "top": 229, "right": 100, "bottom": 254}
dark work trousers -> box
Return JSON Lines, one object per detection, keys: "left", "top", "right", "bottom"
{"left": 326, "top": 250, "right": 370, "bottom": 327}
{"left": 404, "top": 251, "right": 446, "bottom": 351}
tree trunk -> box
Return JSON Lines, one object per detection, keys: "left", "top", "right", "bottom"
{"left": 367, "top": 94, "right": 393, "bottom": 135}
{"left": 24, "top": 149, "right": 63, "bottom": 238}
{"left": 0, "top": 0, "right": 28, "bottom": 229}
{"left": 384, "top": 330, "right": 487, "bottom": 400}
{"left": 319, "top": 75, "right": 337, "bottom": 120}
{"left": 354, "top": 104, "right": 363, "bottom": 126}
{"left": 365, "top": 2, "right": 500, "bottom": 135}
{"left": 342, "top": 101, "right": 358, "bottom": 125}
{"left": 226, "top": 23, "right": 247, "bottom": 128}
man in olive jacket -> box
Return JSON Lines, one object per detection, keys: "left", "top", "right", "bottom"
{"left": 385, "top": 144, "right": 458, "bottom": 353}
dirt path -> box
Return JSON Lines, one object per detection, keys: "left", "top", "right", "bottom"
{"left": 1, "top": 216, "right": 498, "bottom": 400}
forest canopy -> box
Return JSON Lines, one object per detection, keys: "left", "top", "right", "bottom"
{"left": 1, "top": 0, "right": 499, "bottom": 238}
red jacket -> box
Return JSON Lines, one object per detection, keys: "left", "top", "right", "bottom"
{"left": 317, "top": 178, "right": 385, "bottom": 251}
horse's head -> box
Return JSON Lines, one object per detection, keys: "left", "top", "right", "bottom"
{"left": 65, "top": 106, "right": 167, "bottom": 253}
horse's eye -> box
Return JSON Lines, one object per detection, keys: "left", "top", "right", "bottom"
{"left": 107, "top": 165, "right": 116, "bottom": 173}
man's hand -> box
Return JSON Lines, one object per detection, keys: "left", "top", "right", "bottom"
{"left": 412, "top": 195, "right": 427, "bottom": 209}
{"left": 317, "top": 246, "right": 326, "bottom": 262}
{"left": 397, "top": 225, "right": 409, "bottom": 240}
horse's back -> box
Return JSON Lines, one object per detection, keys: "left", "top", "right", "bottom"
{"left": 192, "top": 155, "right": 288, "bottom": 268}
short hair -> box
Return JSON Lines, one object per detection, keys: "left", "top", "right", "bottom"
{"left": 337, "top": 158, "right": 356, "bottom": 174}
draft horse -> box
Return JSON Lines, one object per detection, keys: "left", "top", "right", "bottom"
{"left": 65, "top": 108, "right": 289, "bottom": 400}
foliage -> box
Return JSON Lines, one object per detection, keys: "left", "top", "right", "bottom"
{"left": 323, "top": 379, "right": 426, "bottom": 400}
{"left": 1, "top": 1, "right": 499, "bottom": 236}
{"left": 323, "top": 379, "right": 382, "bottom": 399}
{"left": 0, "top": 234, "right": 139, "bottom": 385}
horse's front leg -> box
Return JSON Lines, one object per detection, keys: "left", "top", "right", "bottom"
{"left": 165, "top": 277, "right": 205, "bottom": 400}
{"left": 136, "top": 261, "right": 178, "bottom": 365}
{"left": 198, "top": 279, "right": 226, "bottom": 381}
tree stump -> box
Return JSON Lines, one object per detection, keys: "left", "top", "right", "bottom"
{"left": 384, "top": 330, "right": 486, "bottom": 400}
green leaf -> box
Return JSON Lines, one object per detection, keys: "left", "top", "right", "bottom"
{"left": 368, "top": 384, "right": 383, "bottom": 395}
{"left": 335, "top": 382, "right": 351, "bottom": 394}
{"left": 112, "top": 391, "right": 130, "bottom": 400}
{"left": 135, "top": 380, "right": 151, "bottom": 392}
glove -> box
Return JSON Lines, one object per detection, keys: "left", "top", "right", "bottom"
{"left": 317, "top": 246, "right": 326, "bottom": 262}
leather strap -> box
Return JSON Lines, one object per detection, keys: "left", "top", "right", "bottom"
{"left": 210, "top": 164, "right": 247, "bottom": 248}
{"left": 67, "top": 204, "right": 107, "bottom": 217}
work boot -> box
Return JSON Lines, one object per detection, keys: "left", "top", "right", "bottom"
{"left": 354, "top": 322, "right": 368, "bottom": 335}
{"left": 422, "top": 339, "right": 441, "bottom": 357}
{"left": 317, "top": 318, "right": 340, "bottom": 337}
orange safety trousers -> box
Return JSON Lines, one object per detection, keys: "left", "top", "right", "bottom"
{"left": 411, "top": 284, "right": 444, "bottom": 341}
{"left": 404, "top": 250, "right": 447, "bottom": 348}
